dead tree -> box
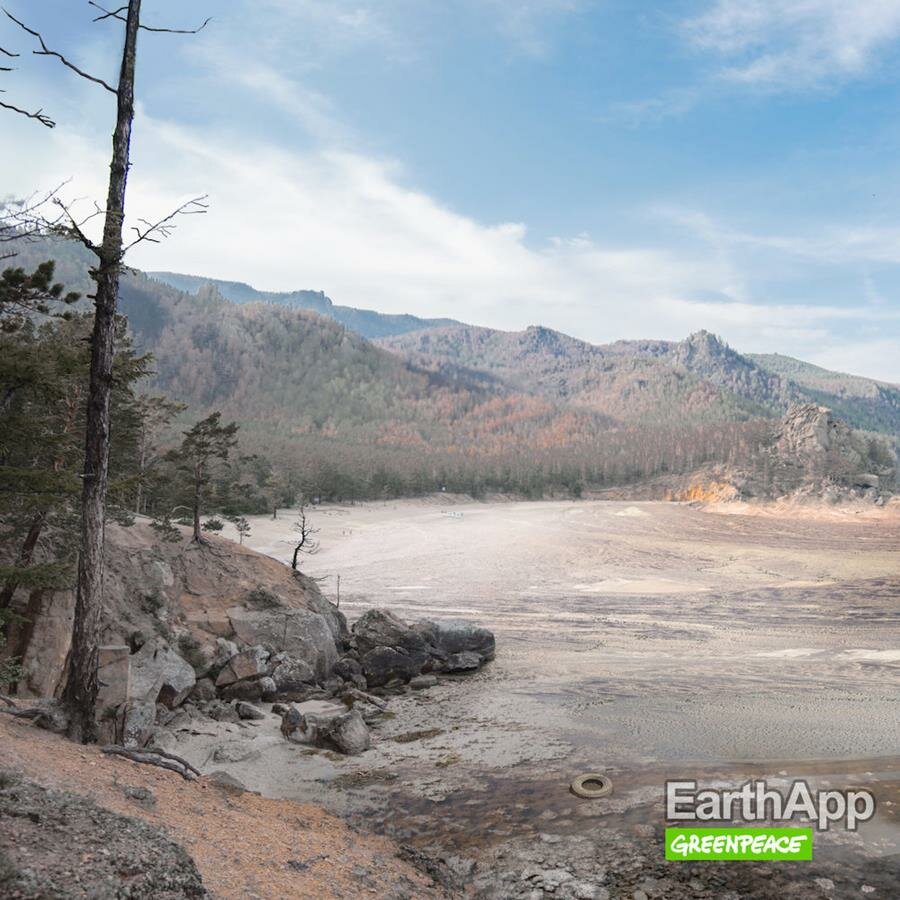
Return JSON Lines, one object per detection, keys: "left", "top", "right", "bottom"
{"left": 1, "top": 2, "right": 208, "bottom": 743}
{"left": 291, "top": 505, "right": 320, "bottom": 572}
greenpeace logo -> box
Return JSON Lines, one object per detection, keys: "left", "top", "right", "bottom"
{"left": 666, "top": 780, "right": 876, "bottom": 832}
{"left": 665, "top": 827, "right": 813, "bottom": 861}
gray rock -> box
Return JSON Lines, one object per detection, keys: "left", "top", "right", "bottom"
{"left": 444, "top": 651, "right": 482, "bottom": 673}
{"left": 333, "top": 656, "right": 363, "bottom": 680}
{"left": 129, "top": 638, "right": 196, "bottom": 708}
{"left": 197, "top": 699, "right": 241, "bottom": 724}
{"left": 215, "top": 645, "right": 270, "bottom": 688}
{"left": 219, "top": 675, "right": 276, "bottom": 703}
{"left": 207, "top": 771, "right": 248, "bottom": 793}
{"left": 227, "top": 606, "right": 338, "bottom": 680}
{"left": 189, "top": 677, "right": 216, "bottom": 702}
{"left": 0, "top": 773, "right": 206, "bottom": 899}
{"left": 212, "top": 743, "right": 262, "bottom": 763}
{"left": 235, "top": 701, "right": 266, "bottom": 720}
{"left": 322, "top": 676, "right": 344, "bottom": 694}
{"left": 129, "top": 639, "right": 197, "bottom": 709}
{"left": 271, "top": 655, "right": 317, "bottom": 693}
{"left": 281, "top": 704, "right": 371, "bottom": 755}
{"left": 122, "top": 700, "right": 156, "bottom": 747}
{"left": 415, "top": 618, "right": 496, "bottom": 661}
{"left": 409, "top": 674, "right": 438, "bottom": 689}
{"left": 359, "top": 645, "right": 424, "bottom": 687}
{"left": 352, "top": 609, "right": 432, "bottom": 686}
{"left": 347, "top": 672, "right": 368, "bottom": 691}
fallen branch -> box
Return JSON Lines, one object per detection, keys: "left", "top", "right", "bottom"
{"left": 340, "top": 687, "right": 388, "bottom": 710}
{"left": 145, "top": 746, "right": 202, "bottom": 777}
{"left": 0, "top": 705, "right": 41, "bottom": 718}
{"left": 101, "top": 745, "right": 197, "bottom": 781}
{"left": 0, "top": 693, "right": 17, "bottom": 708}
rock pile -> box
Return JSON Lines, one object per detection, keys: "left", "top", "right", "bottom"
{"left": 96, "top": 604, "right": 495, "bottom": 756}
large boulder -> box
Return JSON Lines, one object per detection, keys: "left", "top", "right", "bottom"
{"left": 227, "top": 607, "right": 337, "bottom": 681}
{"left": 351, "top": 609, "right": 431, "bottom": 687}
{"left": 415, "top": 619, "right": 495, "bottom": 663}
{"left": 214, "top": 645, "right": 270, "bottom": 688}
{"left": 219, "top": 676, "right": 276, "bottom": 703}
{"left": 129, "top": 639, "right": 195, "bottom": 709}
{"left": 281, "top": 702, "right": 370, "bottom": 755}
{"left": 270, "top": 654, "right": 317, "bottom": 693}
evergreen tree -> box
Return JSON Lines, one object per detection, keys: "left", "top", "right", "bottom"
{"left": 172, "top": 413, "right": 239, "bottom": 543}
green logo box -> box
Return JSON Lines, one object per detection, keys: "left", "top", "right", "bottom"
{"left": 665, "top": 827, "right": 814, "bottom": 861}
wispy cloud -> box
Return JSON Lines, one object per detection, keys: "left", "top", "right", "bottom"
{"left": 600, "top": 87, "right": 701, "bottom": 127}
{"left": 685, "top": 0, "right": 900, "bottom": 88}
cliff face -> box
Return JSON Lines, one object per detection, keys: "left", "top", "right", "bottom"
{"left": 7, "top": 520, "right": 345, "bottom": 699}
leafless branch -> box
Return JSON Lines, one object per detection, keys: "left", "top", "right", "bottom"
{"left": 3, "top": 8, "right": 117, "bottom": 94}
{"left": 88, "top": 2, "right": 211, "bottom": 34}
{"left": 0, "top": 94, "right": 54, "bottom": 127}
{"left": 51, "top": 197, "right": 103, "bottom": 254}
{"left": 0, "top": 44, "right": 19, "bottom": 57}
{"left": 124, "top": 195, "right": 208, "bottom": 251}
{"left": 0, "top": 182, "right": 71, "bottom": 251}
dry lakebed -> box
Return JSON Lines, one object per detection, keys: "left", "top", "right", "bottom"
{"left": 165, "top": 498, "right": 900, "bottom": 898}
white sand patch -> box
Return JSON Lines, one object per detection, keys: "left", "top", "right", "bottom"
{"left": 572, "top": 579, "right": 704, "bottom": 595}
{"left": 840, "top": 649, "right": 900, "bottom": 662}
{"left": 615, "top": 506, "right": 648, "bottom": 517}
{"left": 757, "top": 648, "right": 822, "bottom": 658}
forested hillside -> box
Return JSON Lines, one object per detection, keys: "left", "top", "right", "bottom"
{"left": 382, "top": 326, "right": 900, "bottom": 437}
{"left": 6, "top": 238, "right": 895, "bottom": 500}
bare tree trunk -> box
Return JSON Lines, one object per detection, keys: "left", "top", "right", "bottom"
{"left": 192, "top": 463, "right": 202, "bottom": 543}
{"left": 134, "top": 425, "right": 147, "bottom": 516}
{"left": 10, "top": 588, "right": 45, "bottom": 689}
{"left": 0, "top": 513, "right": 45, "bottom": 614}
{"left": 63, "top": 0, "right": 141, "bottom": 743}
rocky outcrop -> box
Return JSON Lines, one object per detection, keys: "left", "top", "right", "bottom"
{"left": 350, "top": 609, "right": 495, "bottom": 687}
{"left": 772, "top": 403, "right": 895, "bottom": 494}
{"left": 6, "top": 521, "right": 345, "bottom": 703}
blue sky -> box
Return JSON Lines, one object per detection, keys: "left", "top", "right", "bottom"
{"left": 3, "top": 1, "right": 900, "bottom": 381}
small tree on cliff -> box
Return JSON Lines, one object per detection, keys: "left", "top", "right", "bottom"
{"left": 175, "top": 413, "right": 239, "bottom": 543}
{"left": 291, "top": 504, "right": 320, "bottom": 572}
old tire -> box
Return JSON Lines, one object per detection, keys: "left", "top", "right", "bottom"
{"left": 570, "top": 773, "right": 612, "bottom": 799}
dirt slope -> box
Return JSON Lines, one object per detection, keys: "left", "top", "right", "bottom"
{"left": 0, "top": 716, "right": 443, "bottom": 900}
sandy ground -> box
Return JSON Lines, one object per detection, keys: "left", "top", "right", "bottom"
{"left": 197, "top": 498, "right": 900, "bottom": 889}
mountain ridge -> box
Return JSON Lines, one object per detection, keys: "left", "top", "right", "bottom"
{"left": 147, "top": 270, "right": 459, "bottom": 340}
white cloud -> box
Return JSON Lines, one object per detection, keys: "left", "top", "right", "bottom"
{"left": 685, "top": 0, "right": 900, "bottom": 88}
{"left": 6, "top": 109, "right": 898, "bottom": 380}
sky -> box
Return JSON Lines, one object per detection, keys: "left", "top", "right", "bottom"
{"left": 2, "top": 1, "right": 900, "bottom": 382}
